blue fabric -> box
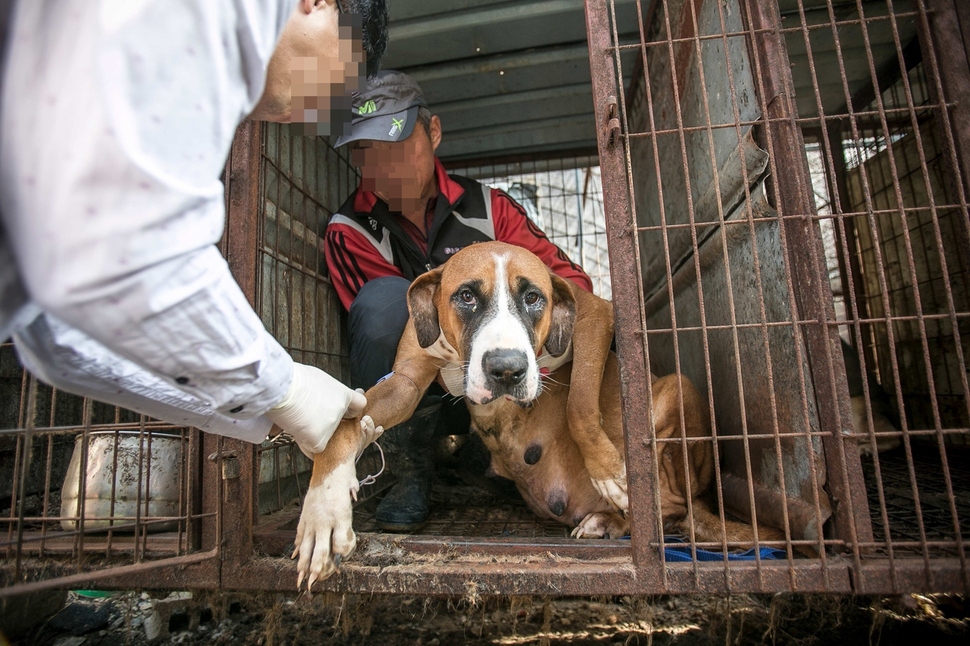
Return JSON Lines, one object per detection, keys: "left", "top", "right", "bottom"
{"left": 661, "top": 536, "right": 785, "bottom": 562}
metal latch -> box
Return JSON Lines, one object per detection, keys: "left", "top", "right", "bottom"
{"left": 606, "top": 95, "right": 620, "bottom": 146}
{"left": 207, "top": 450, "right": 240, "bottom": 480}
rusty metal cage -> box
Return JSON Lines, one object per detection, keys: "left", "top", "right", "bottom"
{"left": 588, "top": 0, "right": 969, "bottom": 593}
{"left": 3, "top": 0, "right": 970, "bottom": 599}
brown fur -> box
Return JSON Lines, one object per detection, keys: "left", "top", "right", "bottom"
{"left": 307, "top": 242, "right": 772, "bottom": 546}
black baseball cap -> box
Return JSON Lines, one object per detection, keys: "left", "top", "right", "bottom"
{"left": 333, "top": 70, "right": 428, "bottom": 147}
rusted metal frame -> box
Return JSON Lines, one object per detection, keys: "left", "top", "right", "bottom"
{"left": 790, "top": 1, "right": 877, "bottom": 585}
{"left": 824, "top": 3, "right": 933, "bottom": 594}
{"left": 802, "top": 5, "right": 904, "bottom": 588}
{"left": 663, "top": 558, "right": 852, "bottom": 594}
{"left": 736, "top": 0, "right": 834, "bottom": 581}
{"left": 644, "top": 312, "right": 970, "bottom": 334}
{"left": 0, "top": 550, "right": 220, "bottom": 598}
{"left": 227, "top": 557, "right": 853, "bottom": 595}
{"left": 236, "top": 558, "right": 642, "bottom": 595}
{"left": 823, "top": 120, "right": 876, "bottom": 364}
{"left": 853, "top": 558, "right": 969, "bottom": 594}
{"left": 4, "top": 518, "right": 204, "bottom": 550}
{"left": 681, "top": 0, "right": 781, "bottom": 587}
{"left": 633, "top": 202, "right": 970, "bottom": 228}
{"left": 613, "top": 0, "right": 669, "bottom": 584}
{"left": 612, "top": 12, "right": 928, "bottom": 51}
{"left": 252, "top": 529, "right": 631, "bottom": 560}
{"left": 852, "top": 0, "right": 944, "bottom": 588}
{"left": 738, "top": 0, "right": 835, "bottom": 567}
{"left": 742, "top": 0, "right": 870, "bottom": 574}
{"left": 135, "top": 420, "right": 149, "bottom": 561}
{"left": 105, "top": 428, "right": 122, "bottom": 556}
{"left": 585, "top": 0, "right": 664, "bottom": 588}
{"left": 648, "top": 0, "right": 709, "bottom": 583}
{"left": 442, "top": 146, "right": 601, "bottom": 171}
{"left": 220, "top": 119, "right": 266, "bottom": 584}
{"left": 893, "top": 0, "right": 970, "bottom": 591}
{"left": 713, "top": 0, "right": 811, "bottom": 586}
{"left": 756, "top": 2, "right": 868, "bottom": 568}
{"left": 825, "top": 95, "right": 903, "bottom": 580}
{"left": 891, "top": 0, "right": 968, "bottom": 561}
{"left": 186, "top": 427, "right": 203, "bottom": 554}
{"left": 12, "top": 376, "right": 38, "bottom": 584}
{"left": 920, "top": 0, "right": 970, "bottom": 268}
{"left": 847, "top": 37, "right": 922, "bottom": 117}
{"left": 4, "top": 368, "right": 29, "bottom": 559}
{"left": 37, "top": 395, "right": 57, "bottom": 557}
{"left": 0, "top": 420, "right": 188, "bottom": 438}
{"left": 824, "top": 0, "right": 936, "bottom": 592}
{"left": 622, "top": 107, "right": 954, "bottom": 137}
{"left": 76, "top": 398, "right": 93, "bottom": 569}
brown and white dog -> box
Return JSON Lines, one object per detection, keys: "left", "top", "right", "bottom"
{"left": 292, "top": 242, "right": 766, "bottom": 590}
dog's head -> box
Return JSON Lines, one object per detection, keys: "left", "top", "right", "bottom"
{"left": 407, "top": 241, "right": 576, "bottom": 406}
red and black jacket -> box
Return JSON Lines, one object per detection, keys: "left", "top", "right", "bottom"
{"left": 324, "top": 158, "right": 592, "bottom": 311}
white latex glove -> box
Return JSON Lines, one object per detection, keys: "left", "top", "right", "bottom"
{"left": 264, "top": 363, "right": 367, "bottom": 456}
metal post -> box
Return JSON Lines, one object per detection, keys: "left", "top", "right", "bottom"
{"left": 741, "top": 0, "right": 873, "bottom": 556}
{"left": 585, "top": 0, "right": 664, "bottom": 588}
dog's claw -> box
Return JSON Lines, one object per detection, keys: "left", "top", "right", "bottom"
{"left": 291, "top": 459, "right": 359, "bottom": 591}
{"left": 573, "top": 511, "right": 629, "bottom": 539}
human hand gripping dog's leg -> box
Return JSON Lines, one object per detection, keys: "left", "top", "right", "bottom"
{"left": 265, "top": 363, "right": 367, "bottom": 457}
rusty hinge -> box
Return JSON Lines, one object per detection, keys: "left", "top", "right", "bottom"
{"left": 207, "top": 450, "right": 240, "bottom": 480}
{"left": 606, "top": 95, "right": 621, "bottom": 146}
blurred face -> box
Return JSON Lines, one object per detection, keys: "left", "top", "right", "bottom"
{"left": 251, "top": 0, "right": 364, "bottom": 134}
{"left": 350, "top": 115, "right": 442, "bottom": 212}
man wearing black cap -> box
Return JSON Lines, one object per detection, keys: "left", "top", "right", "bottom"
{"left": 324, "top": 70, "right": 592, "bottom": 532}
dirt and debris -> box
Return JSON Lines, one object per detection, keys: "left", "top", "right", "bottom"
{"left": 11, "top": 589, "right": 968, "bottom": 645}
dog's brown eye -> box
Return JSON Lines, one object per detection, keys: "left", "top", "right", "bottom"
{"left": 524, "top": 291, "right": 540, "bottom": 306}
{"left": 459, "top": 289, "right": 476, "bottom": 304}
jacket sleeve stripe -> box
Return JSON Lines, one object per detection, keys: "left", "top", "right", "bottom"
{"left": 338, "top": 231, "right": 369, "bottom": 293}
{"left": 326, "top": 229, "right": 364, "bottom": 294}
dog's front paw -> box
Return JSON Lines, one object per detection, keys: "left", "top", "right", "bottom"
{"left": 292, "top": 460, "right": 359, "bottom": 592}
{"left": 589, "top": 457, "right": 628, "bottom": 514}
{"left": 571, "top": 511, "right": 629, "bottom": 539}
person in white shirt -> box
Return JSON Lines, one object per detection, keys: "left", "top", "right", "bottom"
{"left": 0, "top": 0, "right": 389, "bottom": 456}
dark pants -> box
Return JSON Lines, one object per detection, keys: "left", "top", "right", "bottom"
{"left": 348, "top": 276, "right": 470, "bottom": 436}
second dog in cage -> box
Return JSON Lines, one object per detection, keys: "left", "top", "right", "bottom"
{"left": 291, "top": 242, "right": 778, "bottom": 589}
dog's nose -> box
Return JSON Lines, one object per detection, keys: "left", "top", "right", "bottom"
{"left": 482, "top": 348, "right": 529, "bottom": 386}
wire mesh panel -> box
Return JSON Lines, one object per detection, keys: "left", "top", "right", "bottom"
{"left": 588, "top": 0, "right": 969, "bottom": 593}
{"left": 253, "top": 123, "right": 359, "bottom": 517}
{"left": 0, "top": 342, "right": 207, "bottom": 594}
{"left": 448, "top": 155, "right": 613, "bottom": 298}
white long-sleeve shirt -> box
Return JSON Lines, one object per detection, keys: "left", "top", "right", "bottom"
{"left": 0, "top": 1, "right": 298, "bottom": 440}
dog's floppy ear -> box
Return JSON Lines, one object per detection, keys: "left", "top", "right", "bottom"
{"left": 544, "top": 273, "right": 576, "bottom": 357}
{"left": 407, "top": 268, "right": 444, "bottom": 348}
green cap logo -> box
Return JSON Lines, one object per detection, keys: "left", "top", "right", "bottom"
{"left": 388, "top": 116, "right": 406, "bottom": 138}
{"left": 357, "top": 100, "right": 378, "bottom": 115}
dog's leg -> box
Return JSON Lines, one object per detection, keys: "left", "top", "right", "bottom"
{"left": 651, "top": 374, "right": 715, "bottom": 535}
{"left": 293, "top": 418, "right": 366, "bottom": 591}
{"left": 292, "top": 325, "right": 442, "bottom": 591}
{"left": 652, "top": 375, "right": 786, "bottom": 549}
{"left": 564, "top": 287, "right": 628, "bottom": 512}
